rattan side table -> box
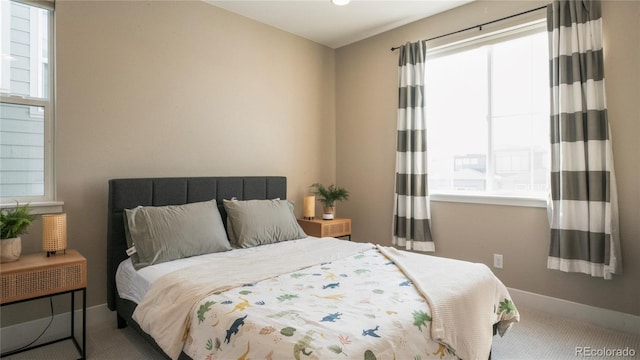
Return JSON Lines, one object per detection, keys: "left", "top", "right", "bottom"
{"left": 297, "top": 218, "right": 352, "bottom": 240}
{"left": 0, "top": 249, "right": 87, "bottom": 359}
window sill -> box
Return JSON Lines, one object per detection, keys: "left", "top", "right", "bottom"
{"left": 429, "top": 193, "right": 547, "bottom": 208}
{"left": 0, "top": 201, "right": 64, "bottom": 215}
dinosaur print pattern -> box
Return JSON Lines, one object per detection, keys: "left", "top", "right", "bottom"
{"left": 293, "top": 330, "right": 316, "bottom": 360}
{"left": 320, "top": 312, "right": 342, "bottom": 322}
{"left": 224, "top": 315, "right": 247, "bottom": 344}
{"left": 362, "top": 326, "right": 381, "bottom": 337}
{"left": 322, "top": 282, "right": 340, "bottom": 289}
{"left": 182, "top": 247, "right": 518, "bottom": 360}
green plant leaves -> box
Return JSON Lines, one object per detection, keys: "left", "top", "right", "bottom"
{"left": 497, "top": 299, "right": 516, "bottom": 315}
{"left": 0, "top": 202, "right": 35, "bottom": 239}
{"left": 197, "top": 301, "right": 216, "bottom": 323}
{"left": 310, "top": 183, "right": 349, "bottom": 208}
{"left": 412, "top": 310, "right": 431, "bottom": 331}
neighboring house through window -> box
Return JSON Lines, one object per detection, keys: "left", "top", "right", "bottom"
{"left": 1, "top": 0, "right": 56, "bottom": 208}
{"left": 425, "top": 21, "right": 550, "bottom": 206}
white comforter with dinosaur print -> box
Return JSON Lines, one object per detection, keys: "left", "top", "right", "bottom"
{"left": 132, "top": 238, "right": 518, "bottom": 360}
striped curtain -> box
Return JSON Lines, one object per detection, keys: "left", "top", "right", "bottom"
{"left": 392, "top": 40, "right": 434, "bottom": 252}
{"left": 547, "top": 0, "right": 622, "bottom": 279}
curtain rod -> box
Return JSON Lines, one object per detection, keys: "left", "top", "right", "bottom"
{"left": 390, "top": 5, "right": 547, "bottom": 51}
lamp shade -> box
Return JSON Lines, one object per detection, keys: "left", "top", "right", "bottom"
{"left": 42, "top": 213, "right": 67, "bottom": 256}
{"left": 303, "top": 195, "right": 315, "bottom": 220}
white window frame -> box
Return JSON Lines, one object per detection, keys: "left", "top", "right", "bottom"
{"left": 0, "top": 0, "right": 61, "bottom": 214}
{"left": 426, "top": 19, "right": 548, "bottom": 208}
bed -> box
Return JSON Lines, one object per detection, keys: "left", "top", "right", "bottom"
{"left": 107, "top": 176, "right": 519, "bottom": 360}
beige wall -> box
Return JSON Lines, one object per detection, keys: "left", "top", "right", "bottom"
{"left": 336, "top": 0, "right": 640, "bottom": 316}
{"left": 3, "top": 0, "right": 638, "bottom": 330}
{"left": 2, "top": 0, "right": 335, "bottom": 326}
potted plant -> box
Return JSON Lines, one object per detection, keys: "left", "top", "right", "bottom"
{"left": 0, "top": 202, "right": 35, "bottom": 263}
{"left": 310, "top": 183, "right": 349, "bottom": 220}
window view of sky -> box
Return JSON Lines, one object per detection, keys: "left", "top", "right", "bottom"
{"left": 426, "top": 30, "right": 549, "bottom": 196}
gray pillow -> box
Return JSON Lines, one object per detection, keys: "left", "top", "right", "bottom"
{"left": 124, "top": 200, "right": 231, "bottom": 270}
{"left": 223, "top": 199, "right": 307, "bottom": 248}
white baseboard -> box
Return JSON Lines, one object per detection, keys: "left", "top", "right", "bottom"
{"left": 0, "top": 303, "right": 112, "bottom": 353}
{"left": 509, "top": 287, "right": 640, "bottom": 336}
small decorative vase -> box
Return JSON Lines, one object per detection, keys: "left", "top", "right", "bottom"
{"left": 0, "top": 237, "right": 22, "bottom": 263}
{"left": 322, "top": 206, "right": 335, "bottom": 220}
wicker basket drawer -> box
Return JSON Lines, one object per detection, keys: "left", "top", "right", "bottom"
{"left": 1, "top": 250, "right": 87, "bottom": 304}
{"left": 297, "top": 218, "right": 352, "bottom": 238}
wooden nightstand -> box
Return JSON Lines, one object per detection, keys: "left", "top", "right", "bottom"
{"left": 0, "top": 249, "right": 87, "bottom": 359}
{"left": 297, "top": 218, "right": 352, "bottom": 240}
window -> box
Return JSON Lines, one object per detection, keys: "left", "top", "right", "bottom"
{"left": 1, "top": 0, "right": 55, "bottom": 207}
{"left": 425, "top": 22, "right": 549, "bottom": 205}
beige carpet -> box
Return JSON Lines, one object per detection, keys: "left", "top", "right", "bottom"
{"left": 3, "top": 306, "right": 639, "bottom": 359}
{"left": 492, "top": 306, "right": 639, "bottom": 360}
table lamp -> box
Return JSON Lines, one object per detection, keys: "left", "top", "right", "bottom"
{"left": 303, "top": 195, "right": 315, "bottom": 220}
{"left": 42, "top": 213, "right": 67, "bottom": 257}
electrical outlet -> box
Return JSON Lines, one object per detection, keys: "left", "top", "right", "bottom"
{"left": 494, "top": 254, "right": 503, "bottom": 269}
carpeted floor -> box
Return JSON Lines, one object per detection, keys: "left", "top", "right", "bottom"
{"left": 3, "top": 305, "right": 639, "bottom": 359}
{"left": 492, "top": 306, "right": 639, "bottom": 359}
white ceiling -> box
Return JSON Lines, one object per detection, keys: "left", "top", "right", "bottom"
{"left": 206, "top": 0, "right": 474, "bottom": 49}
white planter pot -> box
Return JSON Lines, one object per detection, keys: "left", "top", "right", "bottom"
{"left": 322, "top": 206, "right": 335, "bottom": 220}
{"left": 0, "top": 237, "right": 22, "bottom": 263}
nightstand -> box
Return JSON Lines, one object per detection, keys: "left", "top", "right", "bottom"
{"left": 297, "top": 218, "right": 352, "bottom": 240}
{"left": 0, "top": 249, "right": 87, "bottom": 359}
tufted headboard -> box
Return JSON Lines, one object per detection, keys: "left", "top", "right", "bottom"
{"left": 106, "top": 176, "right": 287, "bottom": 311}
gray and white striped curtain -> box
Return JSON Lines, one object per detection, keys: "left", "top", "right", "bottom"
{"left": 547, "top": 0, "right": 622, "bottom": 279}
{"left": 392, "top": 40, "right": 434, "bottom": 252}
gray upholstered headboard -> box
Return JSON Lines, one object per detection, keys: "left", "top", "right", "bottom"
{"left": 106, "top": 176, "right": 287, "bottom": 310}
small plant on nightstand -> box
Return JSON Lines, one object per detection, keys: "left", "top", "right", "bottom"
{"left": 310, "top": 183, "right": 349, "bottom": 220}
{"left": 0, "top": 202, "right": 35, "bottom": 263}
